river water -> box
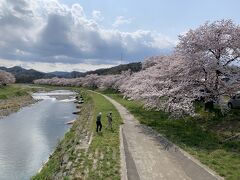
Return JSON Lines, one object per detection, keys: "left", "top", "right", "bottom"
{"left": 0, "top": 90, "right": 78, "bottom": 180}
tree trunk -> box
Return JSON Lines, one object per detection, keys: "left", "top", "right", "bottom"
{"left": 204, "top": 100, "right": 214, "bottom": 112}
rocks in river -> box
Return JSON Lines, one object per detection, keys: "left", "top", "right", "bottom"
{"left": 38, "top": 92, "right": 94, "bottom": 179}
{"left": 72, "top": 110, "right": 81, "bottom": 115}
{"left": 74, "top": 94, "right": 84, "bottom": 104}
{"left": 76, "top": 105, "right": 82, "bottom": 109}
{"left": 76, "top": 95, "right": 84, "bottom": 100}
{"left": 65, "top": 120, "right": 75, "bottom": 125}
{"left": 74, "top": 100, "right": 84, "bottom": 104}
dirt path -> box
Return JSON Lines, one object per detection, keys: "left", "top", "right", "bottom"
{"left": 101, "top": 94, "right": 223, "bottom": 180}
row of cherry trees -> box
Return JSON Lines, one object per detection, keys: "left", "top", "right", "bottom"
{"left": 0, "top": 70, "right": 15, "bottom": 86}
{"left": 35, "top": 20, "right": 240, "bottom": 116}
{"left": 34, "top": 70, "right": 131, "bottom": 90}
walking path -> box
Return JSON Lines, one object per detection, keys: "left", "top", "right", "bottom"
{"left": 101, "top": 94, "right": 223, "bottom": 180}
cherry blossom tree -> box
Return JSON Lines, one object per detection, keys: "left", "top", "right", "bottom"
{"left": 120, "top": 19, "right": 240, "bottom": 115}
{"left": 110, "top": 70, "right": 131, "bottom": 90}
{"left": 0, "top": 70, "right": 15, "bottom": 86}
{"left": 98, "top": 74, "right": 121, "bottom": 90}
{"left": 119, "top": 55, "right": 196, "bottom": 116}
{"left": 34, "top": 19, "right": 240, "bottom": 116}
{"left": 142, "top": 56, "right": 167, "bottom": 69}
{"left": 81, "top": 74, "right": 101, "bottom": 88}
{"left": 176, "top": 19, "right": 240, "bottom": 109}
{"left": 34, "top": 70, "right": 132, "bottom": 90}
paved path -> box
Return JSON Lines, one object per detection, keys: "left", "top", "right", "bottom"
{"left": 101, "top": 94, "right": 223, "bottom": 180}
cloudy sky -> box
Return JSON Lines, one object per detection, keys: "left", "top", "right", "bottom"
{"left": 0, "top": 0, "right": 240, "bottom": 72}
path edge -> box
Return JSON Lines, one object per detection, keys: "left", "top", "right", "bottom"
{"left": 142, "top": 124, "right": 224, "bottom": 180}
{"left": 120, "top": 126, "right": 128, "bottom": 180}
{"left": 90, "top": 91, "right": 223, "bottom": 180}
{"left": 88, "top": 90, "right": 128, "bottom": 180}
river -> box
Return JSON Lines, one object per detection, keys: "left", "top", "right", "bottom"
{"left": 0, "top": 90, "right": 78, "bottom": 180}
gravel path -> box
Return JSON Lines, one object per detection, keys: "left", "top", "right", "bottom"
{"left": 101, "top": 94, "right": 223, "bottom": 180}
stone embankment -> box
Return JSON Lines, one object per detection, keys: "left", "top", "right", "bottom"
{"left": 32, "top": 93, "right": 94, "bottom": 179}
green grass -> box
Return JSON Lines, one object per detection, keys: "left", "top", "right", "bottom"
{"left": 33, "top": 89, "right": 122, "bottom": 179}
{"left": 0, "top": 84, "right": 41, "bottom": 114}
{"left": 0, "top": 84, "right": 31, "bottom": 99}
{"left": 32, "top": 89, "right": 92, "bottom": 179}
{"left": 0, "top": 83, "right": 54, "bottom": 99}
{"left": 100, "top": 90, "right": 240, "bottom": 180}
{"left": 76, "top": 91, "right": 122, "bottom": 179}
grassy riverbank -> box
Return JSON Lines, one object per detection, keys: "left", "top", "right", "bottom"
{"left": 100, "top": 90, "right": 240, "bottom": 180}
{"left": 0, "top": 84, "right": 38, "bottom": 118}
{"left": 33, "top": 90, "right": 122, "bottom": 179}
{"left": 0, "top": 84, "right": 32, "bottom": 99}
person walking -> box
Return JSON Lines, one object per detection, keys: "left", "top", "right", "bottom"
{"left": 96, "top": 112, "right": 102, "bottom": 132}
{"left": 107, "top": 112, "right": 112, "bottom": 129}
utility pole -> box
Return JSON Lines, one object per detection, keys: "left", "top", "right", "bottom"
{"left": 120, "top": 51, "right": 123, "bottom": 65}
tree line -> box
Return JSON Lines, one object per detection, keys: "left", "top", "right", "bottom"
{"left": 35, "top": 20, "right": 240, "bottom": 116}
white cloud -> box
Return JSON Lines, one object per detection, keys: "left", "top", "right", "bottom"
{"left": 0, "top": 59, "right": 115, "bottom": 72}
{"left": 0, "top": 0, "right": 175, "bottom": 71}
{"left": 113, "top": 16, "right": 133, "bottom": 27}
{"left": 92, "top": 10, "right": 104, "bottom": 21}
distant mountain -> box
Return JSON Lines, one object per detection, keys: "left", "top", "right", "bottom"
{"left": 49, "top": 71, "right": 84, "bottom": 78}
{"left": 0, "top": 66, "right": 54, "bottom": 83}
{"left": 50, "top": 71, "right": 70, "bottom": 77}
{"left": 0, "top": 62, "right": 142, "bottom": 83}
{"left": 49, "top": 62, "right": 142, "bottom": 78}
{"left": 84, "top": 62, "right": 142, "bottom": 76}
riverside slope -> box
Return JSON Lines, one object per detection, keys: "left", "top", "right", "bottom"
{"left": 100, "top": 93, "right": 223, "bottom": 180}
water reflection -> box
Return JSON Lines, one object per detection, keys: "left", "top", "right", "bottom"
{"left": 0, "top": 90, "right": 77, "bottom": 180}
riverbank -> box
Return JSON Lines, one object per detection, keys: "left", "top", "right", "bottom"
{"left": 32, "top": 89, "right": 122, "bottom": 179}
{"left": 0, "top": 85, "right": 37, "bottom": 118}
{"left": 0, "top": 95, "right": 36, "bottom": 118}
{"left": 100, "top": 90, "right": 240, "bottom": 180}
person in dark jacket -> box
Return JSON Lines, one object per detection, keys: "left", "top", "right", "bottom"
{"left": 107, "top": 112, "right": 112, "bottom": 129}
{"left": 96, "top": 112, "right": 102, "bottom": 132}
